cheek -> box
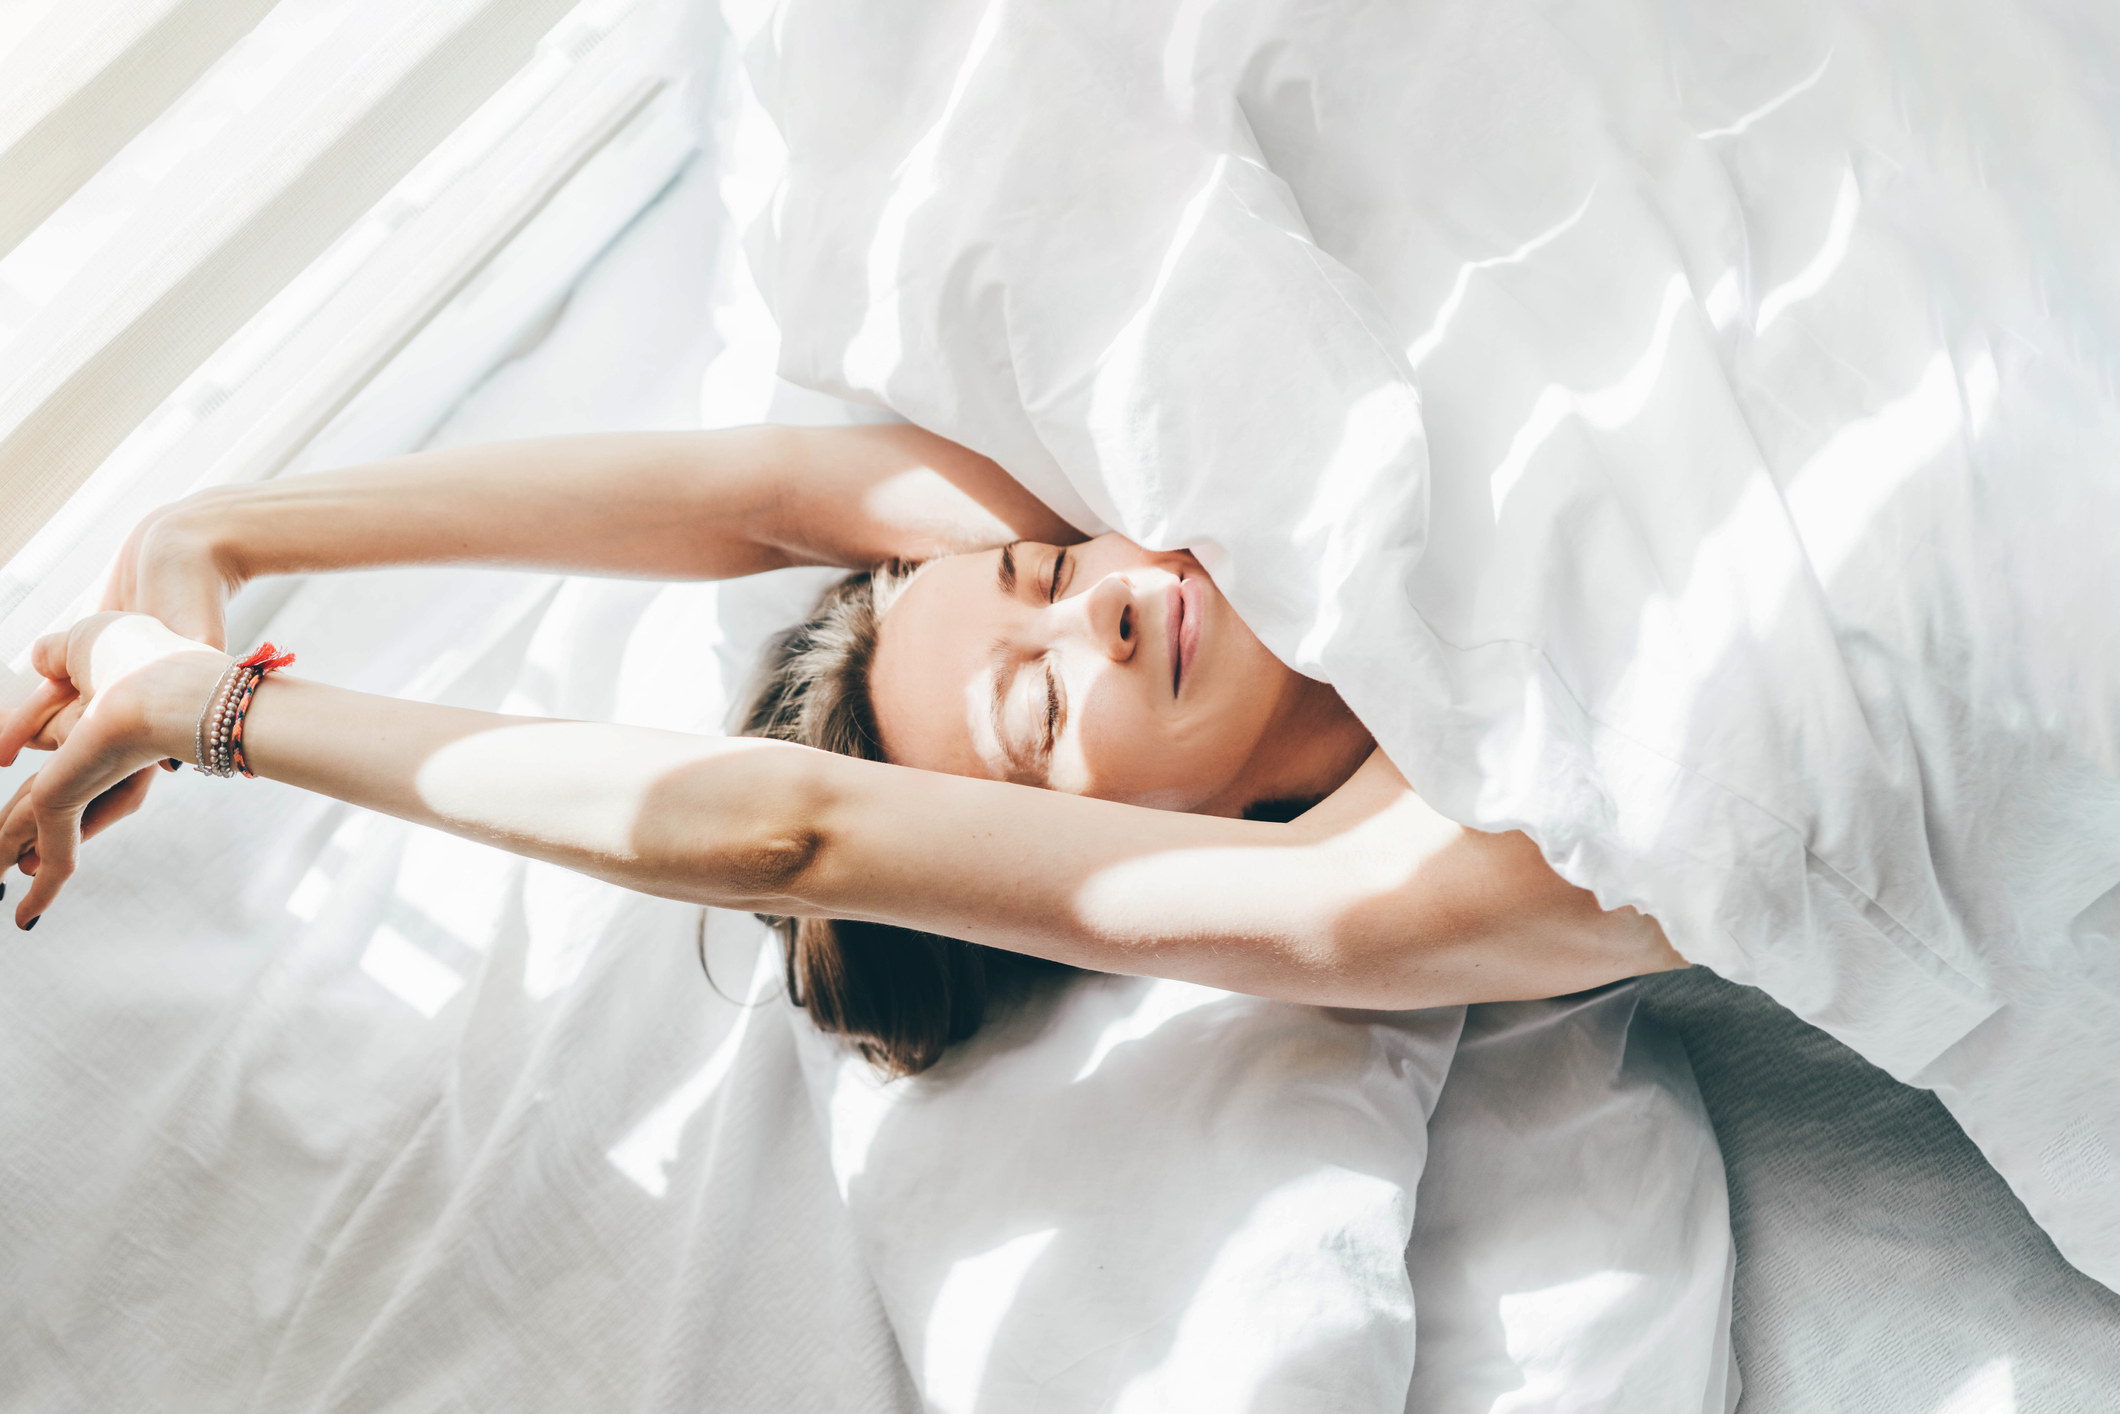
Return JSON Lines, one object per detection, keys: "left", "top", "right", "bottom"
{"left": 1067, "top": 696, "right": 1249, "bottom": 809}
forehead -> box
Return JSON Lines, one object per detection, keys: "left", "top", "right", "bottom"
{"left": 869, "top": 550, "right": 1009, "bottom": 779}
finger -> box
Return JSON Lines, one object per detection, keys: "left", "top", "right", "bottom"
{"left": 17, "top": 792, "right": 80, "bottom": 927}
{"left": 22, "top": 697, "right": 85, "bottom": 755}
{"left": 80, "top": 767, "right": 154, "bottom": 843}
{"left": 13, "top": 756, "right": 124, "bottom": 925}
{"left": 98, "top": 544, "right": 135, "bottom": 614}
{"left": 0, "top": 772, "right": 36, "bottom": 877}
{"left": 0, "top": 676, "right": 77, "bottom": 767}
{"left": 27, "top": 627, "right": 71, "bottom": 681}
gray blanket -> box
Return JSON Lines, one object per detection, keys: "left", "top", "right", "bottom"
{"left": 1639, "top": 970, "right": 2120, "bottom": 1410}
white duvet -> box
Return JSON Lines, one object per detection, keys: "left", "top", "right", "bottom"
{"left": 744, "top": 0, "right": 2120, "bottom": 1288}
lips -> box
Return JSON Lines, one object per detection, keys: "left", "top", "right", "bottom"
{"left": 1170, "top": 574, "right": 1203, "bottom": 697}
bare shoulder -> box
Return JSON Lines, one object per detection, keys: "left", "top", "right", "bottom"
{"left": 763, "top": 423, "right": 1083, "bottom": 568}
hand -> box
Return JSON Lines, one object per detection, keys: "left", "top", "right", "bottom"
{"left": 8, "top": 498, "right": 252, "bottom": 857}
{"left": 101, "top": 495, "right": 247, "bottom": 648}
{"left": 0, "top": 613, "right": 227, "bottom": 929}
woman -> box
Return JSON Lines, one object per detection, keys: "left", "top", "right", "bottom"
{"left": 0, "top": 423, "right": 1683, "bottom": 1072}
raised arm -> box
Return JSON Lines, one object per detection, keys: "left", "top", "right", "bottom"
{"left": 53, "top": 423, "right": 1077, "bottom": 843}
{"left": 112, "top": 423, "right": 1079, "bottom": 644}
{"left": 2, "top": 616, "right": 1679, "bottom": 1008}
{"left": 789, "top": 740, "right": 1683, "bottom": 1007}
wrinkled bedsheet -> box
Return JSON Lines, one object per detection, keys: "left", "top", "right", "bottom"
{"left": 0, "top": 141, "right": 1740, "bottom": 1412}
{"left": 743, "top": 0, "right": 2120, "bottom": 1287}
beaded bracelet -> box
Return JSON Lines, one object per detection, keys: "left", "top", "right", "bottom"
{"left": 182, "top": 642, "right": 296, "bottom": 778}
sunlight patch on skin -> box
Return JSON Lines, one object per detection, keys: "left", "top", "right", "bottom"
{"left": 414, "top": 722, "right": 780, "bottom": 862}
{"left": 81, "top": 614, "right": 206, "bottom": 698}
{"left": 963, "top": 648, "right": 1013, "bottom": 781}
{"left": 1070, "top": 785, "right": 1456, "bottom": 954}
{"left": 860, "top": 467, "right": 1014, "bottom": 552}
{"left": 956, "top": 604, "right": 1091, "bottom": 791}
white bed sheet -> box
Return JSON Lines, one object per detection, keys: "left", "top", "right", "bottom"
{"left": 0, "top": 103, "right": 1742, "bottom": 1414}
{"left": 0, "top": 155, "right": 917, "bottom": 1413}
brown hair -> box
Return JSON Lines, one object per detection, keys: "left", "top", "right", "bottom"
{"left": 735, "top": 561, "right": 1067, "bottom": 1077}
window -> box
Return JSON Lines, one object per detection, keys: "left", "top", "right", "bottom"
{"left": 0, "top": 0, "right": 705, "bottom": 690}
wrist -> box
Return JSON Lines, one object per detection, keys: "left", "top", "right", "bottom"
{"left": 142, "top": 648, "right": 236, "bottom": 764}
{"left": 160, "top": 487, "right": 259, "bottom": 588}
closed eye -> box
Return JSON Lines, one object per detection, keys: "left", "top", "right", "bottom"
{"left": 1048, "top": 547, "right": 1068, "bottom": 603}
{"left": 1042, "top": 660, "right": 1063, "bottom": 755}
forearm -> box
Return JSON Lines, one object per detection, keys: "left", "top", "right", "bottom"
{"left": 184, "top": 430, "right": 801, "bottom": 583}
{"left": 145, "top": 660, "right": 824, "bottom": 910}
{"left": 799, "top": 751, "right": 1682, "bottom": 1008}
{"left": 133, "top": 660, "right": 1674, "bottom": 1007}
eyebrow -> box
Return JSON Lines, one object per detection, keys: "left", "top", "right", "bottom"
{"left": 995, "top": 541, "right": 1019, "bottom": 596}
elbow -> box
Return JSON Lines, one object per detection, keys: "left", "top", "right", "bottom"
{"left": 712, "top": 746, "right": 835, "bottom": 912}
{"left": 633, "top": 740, "right": 836, "bottom": 913}
{"left": 725, "top": 822, "right": 825, "bottom": 910}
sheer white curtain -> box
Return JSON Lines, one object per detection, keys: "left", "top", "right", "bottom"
{"left": 0, "top": 0, "right": 709, "bottom": 702}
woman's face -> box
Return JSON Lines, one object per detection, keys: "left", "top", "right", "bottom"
{"left": 869, "top": 533, "right": 1312, "bottom": 812}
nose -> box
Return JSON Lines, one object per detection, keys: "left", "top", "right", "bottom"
{"left": 1077, "top": 573, "right": 1139, "bottom": 663}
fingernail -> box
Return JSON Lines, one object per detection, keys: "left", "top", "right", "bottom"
{"left": 20, "top": 916, "right": 35, "bottom": 931}
{"left": 1, "top": 882, "right": 8, "bottom": 901}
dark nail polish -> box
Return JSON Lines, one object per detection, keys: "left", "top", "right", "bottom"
{"left": 21, "top": 916, "right": 35, "bottom": 931}
{"left": 1, "top": 882, "right": 8, "bottom": 901}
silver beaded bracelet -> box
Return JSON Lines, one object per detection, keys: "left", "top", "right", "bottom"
{"left": 192, "top": 659, "right": 245, "bottom": 777}
{"left": 189, "top": 643, "right": 298, "bottom": 777}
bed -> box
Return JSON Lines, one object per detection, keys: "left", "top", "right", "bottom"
{"left": 3, "top": 0, "right": 2117, "bottom": 1407}
{"left": 0, "top": 140, "right": 1745, "bottom": 1412}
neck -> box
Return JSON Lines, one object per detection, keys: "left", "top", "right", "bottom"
{"left": 1203, "top": 677, "right": 1375, "bottom": 819}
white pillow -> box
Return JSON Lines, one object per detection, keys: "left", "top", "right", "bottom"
{"left": 788, "top": 976, "right": 1462, "bottom": 1413}
{"left": 1407, "top": 987, "right": 1739, "bottom": 1414}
